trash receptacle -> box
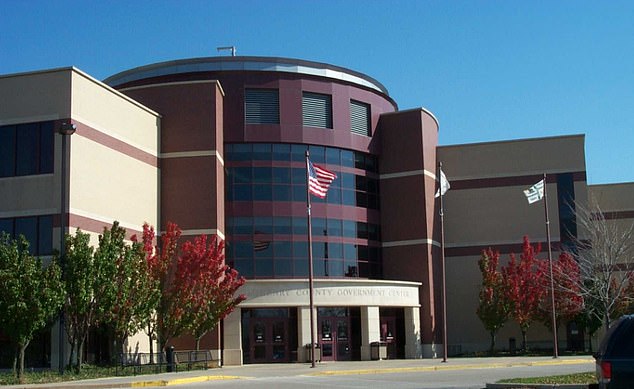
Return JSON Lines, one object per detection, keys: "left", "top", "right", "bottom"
{"left": 509, "top": 338, "right": 516, "bottom": 355}
{"left": 305, "top": 344, "right": 321, "bottom": 362}
{"left": 166, "top": 346, "right": 176, "bottom": 372}
{"left": 370, "top": 342, "right": 388, "bottom": 360}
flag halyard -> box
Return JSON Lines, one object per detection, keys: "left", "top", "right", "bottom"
{"left": 308, "top": 160, "right": 337, "bottom": 198}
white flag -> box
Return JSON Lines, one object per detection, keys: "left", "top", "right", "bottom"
{"left": 524, "top": 179, "right": 544, "bottom": 204}
{"left": 435, "top": 170, "right": 450, "bottom": 198}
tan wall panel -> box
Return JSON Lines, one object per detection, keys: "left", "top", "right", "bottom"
{"left": 69, "top": 135, "right": 158, "bottom": 231}
{"left": 444, "top": 183, "right": 561, "bottom": 246}
{"left": 0, "top": 70, "right": 71, "bottom": 123}
{"left": 71, "top": 72, "right": 159, "bottom": 155}
{"left": 439, "top": 135, "right": 586, "bottom": 180}
{"left": 590, "top": 183, "right": 634, "bottom": 211}
{"left": 446, "top": 254, "right": 560, "bottom": 352}
{"left": 0, "top": 175, "right": 57, "bottom": 216}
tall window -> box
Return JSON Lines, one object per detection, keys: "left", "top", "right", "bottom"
{"left": 0, "top": 215, "right": 53, "bottom": 256}
{"left": 350, "top": 100, "right": 370, "bottom": 136}
{"left": 302, "top": 92, "right": 332, "bottom": 129}
{"left": 0, "top": 121, "right": 54, "bottom": 177}
{"left": 245, "top": 89, "right": 280, "bottom": 124}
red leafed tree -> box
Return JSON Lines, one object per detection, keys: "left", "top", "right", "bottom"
{"left": 502, "top": 236, "right": 546, "bottom": 351}
{"left": 141, "top": 222, "right": 246, "bottom": 354}
{"left": 177, "top": 235, "right": 246, "bottom": 350}
{"left": 476, "top": 248, "right": 510, "bottom": 354}
{"left": 141, "top": 222, "right": 182, "bottom": 355}
{"left": 538, "top": 251, "right": 584, "bottom": 331}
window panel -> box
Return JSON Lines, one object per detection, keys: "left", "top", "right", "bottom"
{"left": 272, "top": 167, "right": 290, "bottom": 184}
{"left": 302, "top": 92, "right": 332, "bottom": 129}
{"left": 272, "top": 241, "right": 292, "bottom": 257}
{"left": 350, "top": 100, "right": 370, "bottom": 136}
{"left": 275, "top": 259, "right": 292, "bottom": 277}
{"left": 245, "top": 89, "right": 280, "bottom": 125}
{"left": 15, "top": 217, "right": 37, "bottom": 254}
{"left": 234, "top": 259, "right": 254, "bottom": 278}
{"left": 272, "top": 185, "right": 292, "bottom": 201}
{"left": 38, "top": 215, "right": 53, "bottom": 255}
{"left": 272, "top": 144, "right": 291, "bottom": 161}
{"left": 293, "top": 258, "right": 308, "bottom": 277}
{"left": 252, "top": 143, "right": 272, "bottom": 161}
{"left": 39, "top": 122, "right": 54, "bottom": 174}
{"left": 16, "top": 123, "right": 38, "bottom": 176}
{"left": 273, "top": 217, "right": 292, "bottom": 235}
{"left": 0, "top": 218, "right": 14, "bottom": 236}
{"left": 255, "top": 258, "right": 273, "bottom": 277}
{"left": 0, "top": 125, "right": 16, "bottom": 177}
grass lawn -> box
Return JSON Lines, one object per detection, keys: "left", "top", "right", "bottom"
{"left": 498, "top": 371, "right": 597, "bottom": 385}
{"left": 0, "top": 364, "right": 177, "bottom": 385}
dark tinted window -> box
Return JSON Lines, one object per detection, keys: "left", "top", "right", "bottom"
{"left": 0, "top": 125, "right": 16, "bottom": 177}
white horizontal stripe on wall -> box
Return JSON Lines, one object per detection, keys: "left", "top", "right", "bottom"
{"left": 179, "top": 229, "right": 225, "bottom": 240}
{"left": 380, "top": 169, "right": 436, "bottom": 180}
{"left": 383, "top": 238, "right": 440, "bottom": 248}
{"left": 160, "top": 150, "right": 224, "bottom": 166}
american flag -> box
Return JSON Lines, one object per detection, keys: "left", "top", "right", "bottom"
{"left": 308, "top": 160, "right": 337, "bottom": 198}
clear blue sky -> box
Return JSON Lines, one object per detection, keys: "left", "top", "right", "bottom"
{"left": 1, "top": 0, "right": 632, "bottom": 185}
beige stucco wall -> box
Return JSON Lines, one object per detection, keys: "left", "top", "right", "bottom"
{"left": 70, "top": 71, "right": 159, "bottom": 155}
{"left": 68, "top": 70, "right": 159, "bottom": 233}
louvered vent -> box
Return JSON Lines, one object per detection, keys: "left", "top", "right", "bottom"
{"left": 302, "top": 92, "right": 332, "bottom": 128}
{"left": 350, "top": 100, "right": 370, "bottom": 136}
{"left": 245, "top": 89, "right": 279, "bottom": 124}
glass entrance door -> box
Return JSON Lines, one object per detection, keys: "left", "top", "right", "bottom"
{"left": 318, "top": 308, "right": 351, "bottom": 361}
{"left": 250, "top": 318, "right": 289, "bottom": 363}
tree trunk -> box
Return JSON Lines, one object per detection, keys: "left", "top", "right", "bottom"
{"left": 67, "top": 337, "right": 76, "bottom": 372}
{"left": 148, "top": 324, "right": 154, "bottom": 364}
{"left": 12, "top": 344, "right": 18, "bottom": 377}
{"left": 76, "top": 337, "right": 86, "bottom": 371}
{"left": 489, "top": 331, "right": 496, "bottom": 355}
{"left": 195, "top": 337, "right": 201, "bottom": 352}
{"left": 521, "top": 329, "right": 528, "bottom": 352}
{"left": 18, "top": 341, "right": 29, "bottom": 383}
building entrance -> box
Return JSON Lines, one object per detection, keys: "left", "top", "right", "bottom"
{"left": 241, "top": 308, "right": 297, "bottom": 364}
{"left": 380, "top": 308, "right": 405, "bottom": 359}
{"left": 250, "top": 318, "right": 289, "bottom": 362}
{"left": 318, "top": 307, "right": 353, "bottom": 361}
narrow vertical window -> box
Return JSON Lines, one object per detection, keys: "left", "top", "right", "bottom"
{"left": 245, "top": 89, "right": 280, "bottom": 124}
{"left": 350, "top": 100, "right": 370, "bottom": 136}
{"left": 302, "top": 92, "right": 332, "bottom": 129}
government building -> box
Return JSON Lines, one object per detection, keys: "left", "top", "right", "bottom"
{"left": 0, "top": 56, "right": 632, "bottom": 367}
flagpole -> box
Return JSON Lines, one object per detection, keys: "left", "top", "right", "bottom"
{"left": 305, "top": 150, "right": 317, "bottom": 368}
{"left": 439, "top": 162, "right": 448, "bottom": 363}
{"left": 543, "top": 173, "right": 559, "bottom": 358}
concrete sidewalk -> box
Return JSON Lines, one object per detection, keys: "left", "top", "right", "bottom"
{"left": 4, "top": 356, "right": 595, "bottom": 389}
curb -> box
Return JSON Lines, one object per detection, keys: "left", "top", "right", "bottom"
{"left": 486, "top": 384, "right": 593, "bottom": 389}
{"left": 310, "top": 358, "right": 594, "bottom": 377}
{"left": 130, "top": 375, "right": 243, "bottom": 387}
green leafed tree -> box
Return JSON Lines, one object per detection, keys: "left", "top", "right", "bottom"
{"left": 96, "top": 222, "right": 157, "bottom": 360}
{"left": 476, "top": 248, "right": 509, "bottom": 354}
{"left": 0, "top": 233, "right": 64, "bottom": 382}
{"left": 62, "top": 228, "right": 100, "bottom": 371}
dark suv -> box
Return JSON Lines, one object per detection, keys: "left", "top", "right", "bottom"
{"left": 595, "top": 315, "right": 634, "bottom": 389}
